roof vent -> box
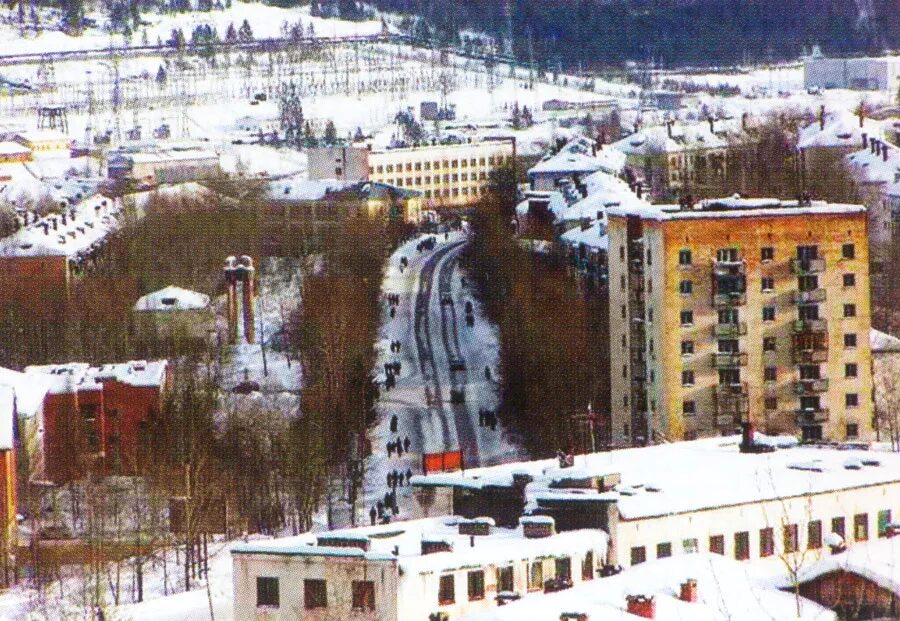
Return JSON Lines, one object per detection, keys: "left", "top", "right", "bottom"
{"left": 520, "top": 515, "right": 555, "bottom": 538}
{"left": 458, "top": 517, "right": 494, "bottom": 536}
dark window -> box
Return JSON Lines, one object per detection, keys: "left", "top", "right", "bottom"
{"left": 832, "top": 517, "right": 845, "bottom": 539}
{"left": 763, "top": 337, "right": 777, "bottom": 352}
{"left": 844, "top": 304, "right": 856, "bottom": 318}
{"left": 719, "top": 339, "right": 739, "bottom": 353}
{"left": 763, "top": 306, "right": 776, "bottom": 321}
{"left": 797, "top": 245, "right": 819, "bottom": 260}
{"left": 631, "top": 546, "right": 646, "bottom": 565}
{"left": 761, "top": 277, "right": 774, "bottom": 292}
{"left": 798, "top": 275, "right": 818, "bottom": 292}
{"left": 808, "top": 521, "right": 822, "bottom": 549}
{"left": 878, "top": 510, "right": 892, "bottom": 537}
{"left": 682, "top": 341, "right": 694, "bottom": 355}
{"left": 555, "top": 557, "right": 571, "bottom": 582}
{"left": 842, "top": 243, "right": 855, "bottom": 259}
{"left": 760, "top": 527, "right": 774, "bottom": 557}
{"left": 764, "top": 397, "right": 778, "bottom": 410}
{"left": 843, "top": 273, "right": 856, "bottom": 287}
{"left": 847, "top": 423, "right": 859, "bottom": 438}
{"left": 582, "top": 550, "right": 594, "bottom": 580}
{"left": 844, "top": 333, "right": 857, "bottom": 348}
{"left": 498, "top": 565, "right": 515, "bottom": 592}
{"left": 799, "top": 304, "right": 820, "bottom": 321}
{"left": 719, "top": 369, "right": 741, "bottom": 385}
{"left": 679, "top": 249, "right": 692, "bottom": 266}
{"left": 304, "top": 579, "right": 326, "bottom": 609}
{"left": 682, "top": 370, "right": 695, "bottom": 386}
{"left": 709, "top": 535, "right": 725, "bottom": 555}
{"left": 717, "top": 248, "right": 739, "bottom": 262}
{"left": 845, "top": 363, "right": 858, "bottom": 378}
{"left": 718, "top": 308, "right": 739, "bottom": 324}
{"left": 656, "top": 542, "right": 672, "bottom": 558}
{"left": 846, "top": 393, "right": 859, "bottom": 407}
{"left": 438, "top": 575, "right": 455, "bottom": 604}
{"left": 467, "top": 571, "right": 485, "bottom": 601}
{"left": 683, "top": 401, "right": 696, "bottom": 415}
{"left": 528, "top": 562, "right": 543, "bottom": 591}
{"left": 681, "top": 310, "right": 693, "bottom": 326}
{"left": 257, "top": 577, "right": 279, "bottom": 608}
{"left": 800, "top": 365, "right": 821, "bottom": 380}
{"left": 352, "top": 581, "right": 375, "bottom": 611}
{"left": 646, "top": 249, "right": 652, "bottom": 265}
{"left": 734, "top": 532, "right": 750, "bottom": 560}
{"left": 764, "top": 367, "right": 777, "bottom": 382}
{"left": 761, "top": 247, "right": 774, "bottom": 261}
{"left": 784, "top": 524, "right": 799, "bottom": 553}
{"left": 680, "top": 280, "right": 693, "bottom": 294}
{"left": 854, "top": 514, "right": 869, "bottom": 541}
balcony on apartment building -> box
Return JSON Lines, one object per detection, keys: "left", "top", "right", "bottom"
{"left": 715, "top": 382, "right": 749, "bottom": 427}
{"left": 795, "top": 407, "right": 830, "bottom": 424}
{"left": 793, "top": 319, "right": 828, "bottom": 333}
{"left": 711, "top": 352, "right": 749, "bottom": 368}
{"left": 790, "top": 258, "right": 826, "bottom": 275}
{"left": 793, "top": 329, "right": 829, "bottom": 363}
{"left": 713, "top": 322, "right": 748, "bottom": 338}
{"left": 793, "top": 289, "right": 827, "bottom": 304}
{"left": 793, "top": 378, "right": 830, "bottom": 395}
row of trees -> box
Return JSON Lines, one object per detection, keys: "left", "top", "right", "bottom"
{"left": 464, "top": 166, "right": 611, "bottom": 456}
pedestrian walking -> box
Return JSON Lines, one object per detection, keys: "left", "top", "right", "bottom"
{"left": 479, "top": 409, "right": 485, "bottom": 426}
{"left": 403, "top": 435, "right": 411, "bottom": 453}
{"left": 390, "top": 414, "right": 398, "bottom": 433}
{"left": 396, "top": 440, "right": 404, "bottom": 457}
{"left": 370, "top": 506, "right": 377, "bottom": 525}
{"left": 485, "top": 366, "right": 492, "bottom": 381}
{"left": 390, "top": 307, "right": 396, "bottom": 318}
{"left": 386, "top": 472, "right": 392, "bottom": 487}
{"left": 387, "top": 441, "right": 394, "bottom": 457}
{"left": 406, "top": 468, "right": 413, "bottom": 485}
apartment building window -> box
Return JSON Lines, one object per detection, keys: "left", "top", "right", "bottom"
{"left": 719, "top": 369, "right": 741, "bottom": 386}
{"left": 257, "top": 577, "right": 280, "bottom": 608}
{"left": 405, "top": 163, "right": 413, "bottom": 172}
{"left": 847, "top": 423, "right": 859, "bottom": 438}
{"left": 443, "top": 174, "right": 450, "bottom": 183}
{"left": 646, "top": 249, "right": 653, "bottom": 265}
{"left": 845, "top": 333, "right": 857, "bottom": 348}
{"left": 832, "top": 517, "right": 846, "bottom": 539}
{"left": 808, "top": 520, "right": 822, "bottom": 549}
{"left": 797, "top": 245, "right": 819, "bottom": 260}
{"left": 719, "top": 308, "right": 738, "bottom": 324}
{"left": 467, "top": 571, "right": 485, "bottom": 601}
{"left": 623, "top": 365, "right": 628, "bottom": 378}
{"left": 717, "top": 248, "right": 739, "bottom": 262}
{"left": 386, "top": 165, "right": 394, "bottom": 173}
{"left": 679, "top": 249, "right": 692, "bottom": 266}
{"left": 621, "top": 305, "right": 627, "bottom": 319}
{"left": 761, "top": 247, "right": 774, "bottom": 262}
{"left": 406, "top": 177, "right": 413, "bottom": 186}
{"left": 352, "top": 581, "right": 375, "bottom": 611}
{"left": 844, "top": 304, "right": 857, "bottom": 318}
{"left": 764, "top": 367, "right": 777, "bottom": 383}
{"left": 461, "top": 173, "right": 468, "bottom": 181}
{"left": 376, "top": 165, "right": 384, "bottom": 174}
{"left": 878, "top": 510, "right": 892, "bottom": 537}
{"left": 763, "top": 337, "right": 777, "bottom": 352}
{"left": 683, "top": 538, "right": 699, "bottom": 554}
{"left": 760, "top": 528, "right": 774, "bottom": 557}
{"left": 304, "top": 579, "right": 327, "bottom": 609}
{"left": 488, "top": 156, "right": 495, "bottom": 165}
{"left": 734, "top": 532, "right": 750, "bottom": 560}
{"left": 528, "top": 562, "right": 543, "bottom": 591}
{"left": 622, "top": 335, "right": 627, "bottom": 348}
{"left": 799, "top": 364, "right": 821, "bottom": 380}
{"left": 470, "top": 158, "right": 477, "bottom": 166}
{"left": 620, "top": 246, "right": 626, "bottom": 261}
{"left": 680, "top": 310, "right": 694, "bottom": 326}
{"left": 845, "top": 363, "right": 858, "bottom": 378}
{"left": 682, "top": 370, "right": 695, "bottom": 387}
{"left": 719, "top": 339, "right": 739, "bottom": 353}
{"left": 479, "top": 157, "right": 486, "bottom": 166}
{"left": 784, "top": 524, "right": 799, "bottom": 553}
{"left": 842, "top": 243, "right": 855, "bottom": 260}
{"left": 424, "top": 161, "right": 432, "bottom": 170}
{"left": 763, "top": 306, "right": 776, "bottom": 322}
{"left": 682, "top": 341, "right": 694, "bottom": 356}
{"left": 631, "top": 546, "right": 646, "bottom": 565}
{"left": 709, "top": 535, "right": 725, "bottom": 555}
{"left": 424, "top": 190, "right": 432, "bottom": 198}
{"left": 799, "top": 304, "right": 820, "bottom": 320}
{"left": 438, "top": 575, "right": 455, "bottom": 605}
{"left": 846, "top": 393, "right": 859, "bottom": 408}
{"left": 623, "top": 395, "right": 629, "bottom": 407}
{"left": 415, "top": 162, "right": 422, "bottom": 171}
{"left": 761, "top": 277, "right": 774, "bottom": 292}
{"left": 683, "top": 401, "right": 696, "bottom": 416}
{"left": 451, "top": 174, "right": 458, "bottom": 182}
{"left": 679, "top": 280, "right": 693, "bottom": 294}
{"left": 854, "top": 513, "right": 869, "bottom": 541}
{"left": 657, "top": 542, "right": 672, "bottom": 558}
{"left": 764, "top": 397, "right": 778, "bottom": 411}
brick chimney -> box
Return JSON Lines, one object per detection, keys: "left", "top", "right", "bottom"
{"left": 521, "top": 516, "right": 556, "bottom": 538}
{"left": 680, "top": 579, "right": 698, "bottom": 603}
{"left": 819, "top": 105, "right": 825, "bottom": 131}
{"left": 626, "top": 595, "right": 655, "bottom": 619}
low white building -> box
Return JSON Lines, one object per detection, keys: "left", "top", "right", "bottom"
{"left": 804, "top": 53, "right": 900, "bottom": 91}
{"left": 411, "top": 434, "right": 900, "bottom": 573}
{"left": 231, "top": 516, "right": 607, "bottom": 621}
{"left": 133, "top": 285, "right": 215, "bottom": 343}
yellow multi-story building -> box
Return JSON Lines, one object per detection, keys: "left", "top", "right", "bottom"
{"left": 607, "top": 196, "right": 874, "bottom": 446}
{"left": 307, "top": 139, "right": 516, "bottom": 208}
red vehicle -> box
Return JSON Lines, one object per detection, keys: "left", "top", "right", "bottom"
{"left": 422, "top": 450, "right": 463, "bottom": 474}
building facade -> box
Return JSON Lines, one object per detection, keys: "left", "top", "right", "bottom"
{"left": 307, "top": 140, "right": 515, "bottom": 208}
{"left": 606, "top": 197, "right": 873, "bottom": 445}
{"left": 804, "top": 53, "right": 900, "bottom": 91}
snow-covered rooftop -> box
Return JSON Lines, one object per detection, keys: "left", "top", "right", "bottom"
{"left": 0, "top": 141, "right": 30, "bottom": 156}
{"left": 529, "top": 136, "right": 625, "bottom": 177}
{"left": 133, "top": 285, "right": 211, "bottom": 312}
{"left": 25, "top": 360, "right": 168, "bottom": 394}
{"left": 871, "top": 329, "right": 900, "bottom": 353}
{"left": 0, "top": 194, "right": 121, "bottom": 258}
{"left": 515, "top": 191, "right": 569, "bottom": 219}
{"left": 783, "top": 537, "right": 900, "bottom": 597}
{"left": 560, "top": 221, "right": 608, "bottom": 251}
{"left": 606, "top": 195, "right": 865, "bottom": 222}
{"left": 413, "top": 434, "right": 900, "bottom": 521}
{"left": 232, "top": 516, "right": 608, "bottom": 576}
{"left": 0, "top": 366, "right": 52, "bottom": 450}
{"left": 467, "top": 553, "right": 835, "bottom": 621}
{"left": 846, "top": 142, "right": 900, "bottom": 185}
{"left": 611, "top": 121, "right": 730, "bottom": 156}
{"left": 798, "top": 111, "right": 883, "bottom": 149}
{"left": 266, "top": 177, "right": 356, "bottom": 201}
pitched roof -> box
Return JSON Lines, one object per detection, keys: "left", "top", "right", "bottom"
{"left": 134, "top": 285, "right": 211, "bottom": 312}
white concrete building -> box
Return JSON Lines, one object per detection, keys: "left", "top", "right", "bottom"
{"left": 804, "top": 53, "right": 900, "bottom": 92}
{"left": 231, "top": 516, "right": 606, "bottom": 621}
{"left": 411, "top": 434, "right": 900, "bottom": 572}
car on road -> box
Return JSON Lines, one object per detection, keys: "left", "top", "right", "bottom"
{"left": 449, "top": 358, "right": 466, "bottom": 371}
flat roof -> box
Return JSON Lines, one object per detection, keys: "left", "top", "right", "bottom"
{"left": 26, "top": 360, "right": 167, "bottom": 394}
{"left": 606, "top": 196, "right": 865, "bottom": 222}
{"left": 232, "top": 516, "right": 607, "bottom": 575}
{"left": 412, "top": 434, "right": 900, "bottom": 520}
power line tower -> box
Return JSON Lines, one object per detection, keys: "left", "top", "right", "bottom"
{"left": 502, "top": 0, "right": 514, "bottom": 58}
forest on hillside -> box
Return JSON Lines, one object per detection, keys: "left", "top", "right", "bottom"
{"left": 370, "top": 0, "right": 899, "bottom": 68}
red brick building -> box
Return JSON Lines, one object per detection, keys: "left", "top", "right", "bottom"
{"left": 25, "top": 360, "right": 170, "bottom": 483}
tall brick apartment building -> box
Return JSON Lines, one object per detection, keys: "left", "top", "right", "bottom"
{"left": 25, "top": 360, "right": 170, "bottom": 482}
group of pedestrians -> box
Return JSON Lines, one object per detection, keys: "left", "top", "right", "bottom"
{"left": 386, "top": 292, "right": 400, "bottom": 319}
{"left": 387, "top": 468, "right": 413, "bottom": 488}
{"left": 389, "top": 339, "right": 401, "bottom": 353}
{"left": 383, "top": 360, "right": 401, "bottom": 390}
{"left": 399, "top": 256, "right": 408, "bottom": 273}
{"left": 386, "top": 435, "right": 411, "bottom": 457}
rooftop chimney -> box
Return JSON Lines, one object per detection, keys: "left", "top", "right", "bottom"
{"left": 626, "top": 595, "right": 656, "bottom": 619}
{"left": 680, "top": 579, "right": 698, "bottom": 603}
{"left": 459, "top": 518, "right": 493, "bottom": 537}
{"left": 521, "top": 516, "right": 556, "bottom": 539}
{"left": 819, "top": 105, "right": 825, "bottom": 131}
